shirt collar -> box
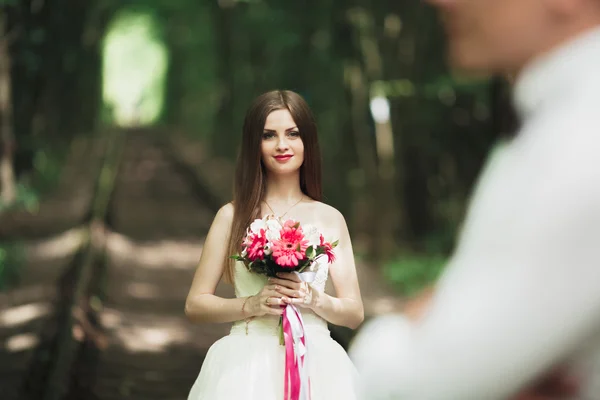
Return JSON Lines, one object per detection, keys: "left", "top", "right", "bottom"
{"left": 513, "top": 26, "right": 600, "bottom": 120}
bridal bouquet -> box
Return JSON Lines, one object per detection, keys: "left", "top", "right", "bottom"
{"left": 231, "top": 215, "right": 338, "bottom": 277}
{"left": 231, "top": 215, "right": 338, "bottom": 400}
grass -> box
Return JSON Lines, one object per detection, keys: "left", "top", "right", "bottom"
{"left": 383, "top": 252, "right": 447, "bottom": 297}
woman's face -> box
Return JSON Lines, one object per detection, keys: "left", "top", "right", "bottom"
{"left": 261, "top": 109, "right": 304, "bottom": 176}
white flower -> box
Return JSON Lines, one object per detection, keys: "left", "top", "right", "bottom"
{"left": 303, "top": 224, "right": 321, "bottom": 248}
{"left": 249, "top": 219, "right": 267, "bottom": 234}
{"left": 265, "top": 219, "right": 282, "bottom": 242}
{"left": 241, "top": 248, "right": 247, "bottom": 257}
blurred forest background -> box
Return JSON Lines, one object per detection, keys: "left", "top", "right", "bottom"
{"left": 0, "top": 0, "right": 516, "bottom": 293}
{"left": 0, "top": 0, "right": 520, "bottom": 398}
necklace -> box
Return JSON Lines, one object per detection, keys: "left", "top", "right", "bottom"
{"left": 264, "top": 195, "right": 304, "bottom": 219}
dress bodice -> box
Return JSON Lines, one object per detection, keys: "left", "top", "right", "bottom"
{"left": 230, "top": 260, "right": 330, "bottom": 336}
{"left": 233, "top": 259, "right": 329, "bottom": 298}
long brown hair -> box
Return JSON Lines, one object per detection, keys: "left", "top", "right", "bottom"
{"left": 224, "top": 90, "right": 322, "bottom": 282}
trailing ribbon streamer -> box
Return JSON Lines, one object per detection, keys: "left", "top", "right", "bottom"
{"left": 281, "top": 271, "right": 316, "bottom": 400}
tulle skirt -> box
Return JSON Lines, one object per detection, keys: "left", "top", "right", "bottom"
{"left": 188, "top": 317, "right": 359, "bottom": 400}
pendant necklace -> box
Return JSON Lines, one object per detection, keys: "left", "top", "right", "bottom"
{"left": 264, "top": 195, "right": 304, "bottom": 219}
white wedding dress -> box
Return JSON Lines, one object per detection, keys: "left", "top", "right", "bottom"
{"left": 187, "top": 260, "right": 359, "bottom": 399}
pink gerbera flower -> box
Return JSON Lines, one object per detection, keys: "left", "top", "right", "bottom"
{"left": 272, "top": 225, "right": 308, "bottom": 267}
{"left": 245, "top": 229, "right": 267, "bottom": 261}
{"left": 320, "top": 234, "right": 336, "bottom": 263}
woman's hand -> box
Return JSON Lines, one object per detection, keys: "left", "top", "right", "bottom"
{"left": 269, "top": 272, "right": 316, "bottom": 309}
{"left": 403, "top": 286, "right": 435, "bottom": 321}
{"left": 245, "top": 284, "right": 289, "bottom": 317}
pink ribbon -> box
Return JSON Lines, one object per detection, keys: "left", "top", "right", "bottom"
{"left": 282, "top": 304, "right": 311, "bottom": 400}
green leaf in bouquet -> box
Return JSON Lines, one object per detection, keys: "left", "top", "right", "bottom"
{"left": 278, "top": 316, "right": 284, "bottom": 346}
{"left": 297, "top": 259, "right": 311, "bottom": 272}
{"left": 306, "top": 246, "right": 315, "bottom": 259}
{"left": 331, "top": 240, "right": 339, "bottom": 248}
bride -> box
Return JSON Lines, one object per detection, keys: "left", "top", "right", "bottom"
{"left": 185, "top": 90, "right": 364, "bottom": 399}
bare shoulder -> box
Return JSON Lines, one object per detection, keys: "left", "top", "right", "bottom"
{"left": 309, "top": 201, "right": 346, "bottom": 226}
{"left": 215, "top": 202, "right": 235, "bottom": 225}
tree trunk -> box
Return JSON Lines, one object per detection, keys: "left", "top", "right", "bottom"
{"left": 346, "top": 4, "right": 401, "bottom": 260}
{"left": 390, "top": 3, "right": 431, "bottom": 241}
{"left": 0, "top": 14, "right": 16, "bottom": 206}
{"left": 210, "top": 0, "right": 236, "bottom": 159}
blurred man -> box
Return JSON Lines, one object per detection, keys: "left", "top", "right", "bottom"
{"left": 349, "top": 0, "right": 600, "bottom": 398}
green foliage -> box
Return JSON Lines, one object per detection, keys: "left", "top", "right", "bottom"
{"left": 422, "top": 226, "right": 457, "bottom": 255}
{"left": 5, "top": 0, "right": 501, "bottom": 281}
{"left": 32, "top": 149, "right": 64, "bottom": 191}
{"left": 383, "top": 253, "right": 447, "bottom": 297}
{"left": 0, "top": 145, "right": 72, "bottom": 215}
{"left": 0, "top": 183, "right": 39, "bottom": 214}
{"left": 161, "top": 1, "right": 217, "bottom": 137}
{"left": 370, "top": 75, "right": 490, "bottom": 102}
{"left": 0, "top": 242, "right": 25, "bottom": 290}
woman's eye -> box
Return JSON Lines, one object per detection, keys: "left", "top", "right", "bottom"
{"left": 288, "top": 131, "right": 300, "bottom": 137}
{"left": 262, "top": 132, "right": 275, "bottom": 140}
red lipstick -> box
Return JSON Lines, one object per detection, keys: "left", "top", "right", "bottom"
{"left": 274, "top": 155, "right": 293, "bottom": 162}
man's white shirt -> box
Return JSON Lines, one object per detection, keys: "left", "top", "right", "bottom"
{"left": 350, "top": 26, "right": 600, "bottom": 400}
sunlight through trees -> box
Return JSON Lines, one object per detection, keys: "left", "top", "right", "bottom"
{"left": 102, "top": 10, "right": 168, "bottom": 127}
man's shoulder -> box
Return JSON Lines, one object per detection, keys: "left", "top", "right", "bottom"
{"left": 519, "top": 89, "right": 600, "bottom": 175}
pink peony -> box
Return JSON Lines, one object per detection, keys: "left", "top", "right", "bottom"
{"left": 272, "top": 224, "right": 308, "bottom": 267}
{"left": 245, "top": 229, "right": 267, "bottom": 261}
{"left": 320, "top": 234, "right": 336, "bottom": 263}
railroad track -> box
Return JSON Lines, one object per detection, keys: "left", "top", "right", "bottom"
{"left": 0, "top": 128, "right": 233, "bottom": 400}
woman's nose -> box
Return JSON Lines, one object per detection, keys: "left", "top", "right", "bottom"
{"left": 276, "top": 136, "right": 289, "bottom": 151}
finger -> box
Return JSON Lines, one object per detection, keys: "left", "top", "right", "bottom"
{"left": 275, "top": 272, "right": 302, "bottom": 282}
{"left": 266, "top": 296, "right": 289, "bottom": 306}
{"left": 260, "top": 285, "right": 277, "bottom": 297}
{"left": 275, "top": 285, "right": 303, "bottom": 298}
{"left": 284, "top": 297, "right": 308, "bottom": 307}
{"left": 265, "top": 283, "right": 300, "bottom": 297}
{"left": 269, "top": 277, "right": 301, "bottom": 290}
{"left": 264, "top": 304, "right": 285, "bottom": 315}
{"left": 263, "top": 284, "right": 281, "bottom": 291}
{"left": 262, "top": 288, "right": 283, "bottom": 298}
{"left": 263, "top": 294, "right": 293, "bottom": 307}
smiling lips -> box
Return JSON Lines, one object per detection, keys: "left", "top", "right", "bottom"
{"left": 274, "top": 155, "right": 293, "bottom": 163}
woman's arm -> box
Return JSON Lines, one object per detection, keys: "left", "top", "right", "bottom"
{"left": 185, "top": 204, "right": 284, "bottom": 323}
{"left": 273, "top": 209, "right": 364, "bottom": 329}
